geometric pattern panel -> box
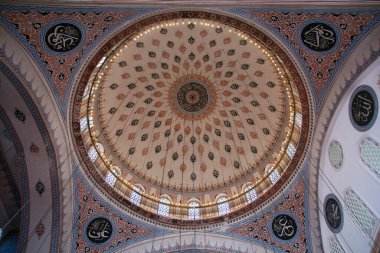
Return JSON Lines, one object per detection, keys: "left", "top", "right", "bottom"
{"left": 344, "top": 189, "right": 378, "bottom": 236}
{"left": 360, "top": 137, "right": 380, "bottom": 178}
{"left": 246, "top": 10, "right": 378, "bottom": 97}
{"left": 329, "top": 236, "right": 345, "bottom": 253}
{"left": 228, "top": 179, "right": 307, "bottom": 252}
{"left": 76, "top": 179, "right": 156, "bottom": 252}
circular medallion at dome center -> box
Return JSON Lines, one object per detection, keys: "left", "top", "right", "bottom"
{"left": 177, "top": 81, "right": 209, "bottom": 113}
{"left": 169, "top": 75, "right": 217, "bottom": 120}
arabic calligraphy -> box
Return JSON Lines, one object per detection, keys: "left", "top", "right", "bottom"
{"left": 45, "top": 23, "right": 82, "bottom": 52}
{"left": 324, "top": 195, "right": 343, "bottom": 233}
{"left": 301, "top": 23, "right": 336, "bottom": 51}
{"left": 351, "top": 87, "right": 377, "bottom": 131}
{"left": 86, "top": 217, "right": 113, "bottom": 244}
{"left": 272, "top": 214, "right": 297, "bottom": 240}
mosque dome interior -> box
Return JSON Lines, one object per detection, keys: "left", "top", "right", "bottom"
{"left": 0, "top": 1, "right": 379, "bottom": 253}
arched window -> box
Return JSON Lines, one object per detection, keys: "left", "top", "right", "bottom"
{"left": 344, "top": 189, "right": 378, "bottom": 236}
{"left": 265, "top": 164, "right": 280, "bottom": 184}
{"left": 80, "top": 116, "right": 93, "bottom": 132}
{"left": 96, "top": 56, "right": 106, "bottom": 68}
{"left": 286, "top": 142, "right": 296, "bottom": 158}
{"left": 130, "top": 185, "right": 144, "bottom": 205}
{"left": 244, "top": 185, "right": 258, "bottom": 203}
{"left": 83, "top": 83, "right": 91, "bottom": 100}
{"left": 158, "top": 196, "right": 171, "bottom": 216}
{"left": 188, "top": 199, "right": 200, "bottom": 220}
{"left": 87, "top": 143, "right": 104, "bottom": 162}
{"left": 88, "top": 146, "right": 97, "bottom": 162}
{"left": 329, "top": 237, "right": 345, "bottom": 253}
{"left": 217, "top": 196, "right": 230, "bottom": 215}
{"left": 295, "top": 112, "right": 302, "bottom": 128}
{"left": 360, "top": 137, "right": 380, "bottom": 177}
{"left": 105, "top": 166, "right": 120, "bottom": 187}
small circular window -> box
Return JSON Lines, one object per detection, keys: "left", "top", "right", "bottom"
{"left": 329, "top": 141, "right": 343, "bottom": 169}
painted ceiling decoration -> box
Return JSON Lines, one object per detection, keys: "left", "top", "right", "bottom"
{"left": 0, "top": 8, "right": 149, "bottom": 102}
{"left": 0, "top": 8, "right": 377, "bottom": 109}
{"left": 75, "top": 176, "right": 163, "bottom": 253}
{"left": 0, "top": 3, "right": 379, "bottom": 253}
{"left": 243, "top": 10, "right": 379, "bottom": 100}
{"left": 228, "top": 178, "right": 307, "bottom": 252}
{"left": 72, "top": 10, "right": 310, "bottom": 226}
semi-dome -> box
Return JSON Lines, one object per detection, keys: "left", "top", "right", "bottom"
{"left": 72, "top": 11, "right": 310, "bottom": 225}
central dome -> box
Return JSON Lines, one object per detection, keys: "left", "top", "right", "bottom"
{"left": 72, "top": 11, "right": 309, "bottom": 226}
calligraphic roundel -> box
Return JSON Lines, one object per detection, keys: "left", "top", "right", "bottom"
{"left": 349, "top": 85, "right": 378, "bottom": 132}
{"left": 44, "top": 23, "right": 82, "bottom": 52}
{"left": 271, "top": 214, "right": 298, "bottom": 241}
{"left": 324, "top": 194, "right": 343, "bottom": 233}
{"left": 86, "top": 217, "right": 113, "bottom": 244}
{"left": 301, "top": 22, "right": 337, "bottom": 52}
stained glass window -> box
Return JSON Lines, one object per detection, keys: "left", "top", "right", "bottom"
{"left": 329, "top": 141, "right": 343, "bottom": 169}
{"left": 80, "top": 117, "right": 93, "bottom": 132}
{"left": 245, "top": 185, "right": 258, "bottom": 203}
{"left": 105, "top": 171, "right": 117, "bottom": 187}
{"left": 344, "top": 189, "right": 378, "bottom": 236}
{"left": 360, "top": 137, "right": 380, "bottom": 177}
{"left": 265, "top": 164, "right": 280, "bottom": 184}
{"left": 130, "top": 186, "right": 142, "bottom": 205}
{"left": 88, "top": 146, "right": 98, "bottom": 162}
{"left": 158, "top": 198, "right": 171, "bottom": 216}
{"left": 88, "top": 143, "right": 104, "bottom": 162}
{"left": 188, "top": 201, "right": 200, "bottom": 220}
{"left": 80, "top": 117, "right": 87, "bottom": 132}
{"left": 286, "top": 142, "right": 296, "bottom": 158}
{"left": 96, "top": 56, "right": 106, "bottom": 68}
{"left": 83, "top": 83, "right": 91, "bottom": 100}
{"left": 295, "top": 112, "right": 302, "bottom": 128}
{"left": 217, "top": 196, "right": 230, "bottom": 215}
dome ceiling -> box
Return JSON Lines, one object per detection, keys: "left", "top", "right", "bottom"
{"left": 72, "top": 11, "right": 310, "bottom": 225}
{"left": 98, "top": 20, "right": 286, "bottom": 192}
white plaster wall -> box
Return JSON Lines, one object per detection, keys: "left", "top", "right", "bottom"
{"left": 319, "top": 58, "right": 380, "bottom": 253}
{"left": 113, "top": 231, "right": 272, "bottom": 253}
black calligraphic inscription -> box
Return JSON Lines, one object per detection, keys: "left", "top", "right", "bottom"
{"left": 324, "top": 195, "right": 343, "bottom": 233}
{"left": 86, "top": 217, "right": 113, "bottom": 244}
{"left": 301, "top": 23, "right": 336, "bottom": 51}
{"left": 45, "top": 23, "right": 82, "bottom": 52}
{"left": 272, "top": 214, "right": 297, "bottom": 240}
{"left": 350, "top": 86, "right": 378, "bottom": 131}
